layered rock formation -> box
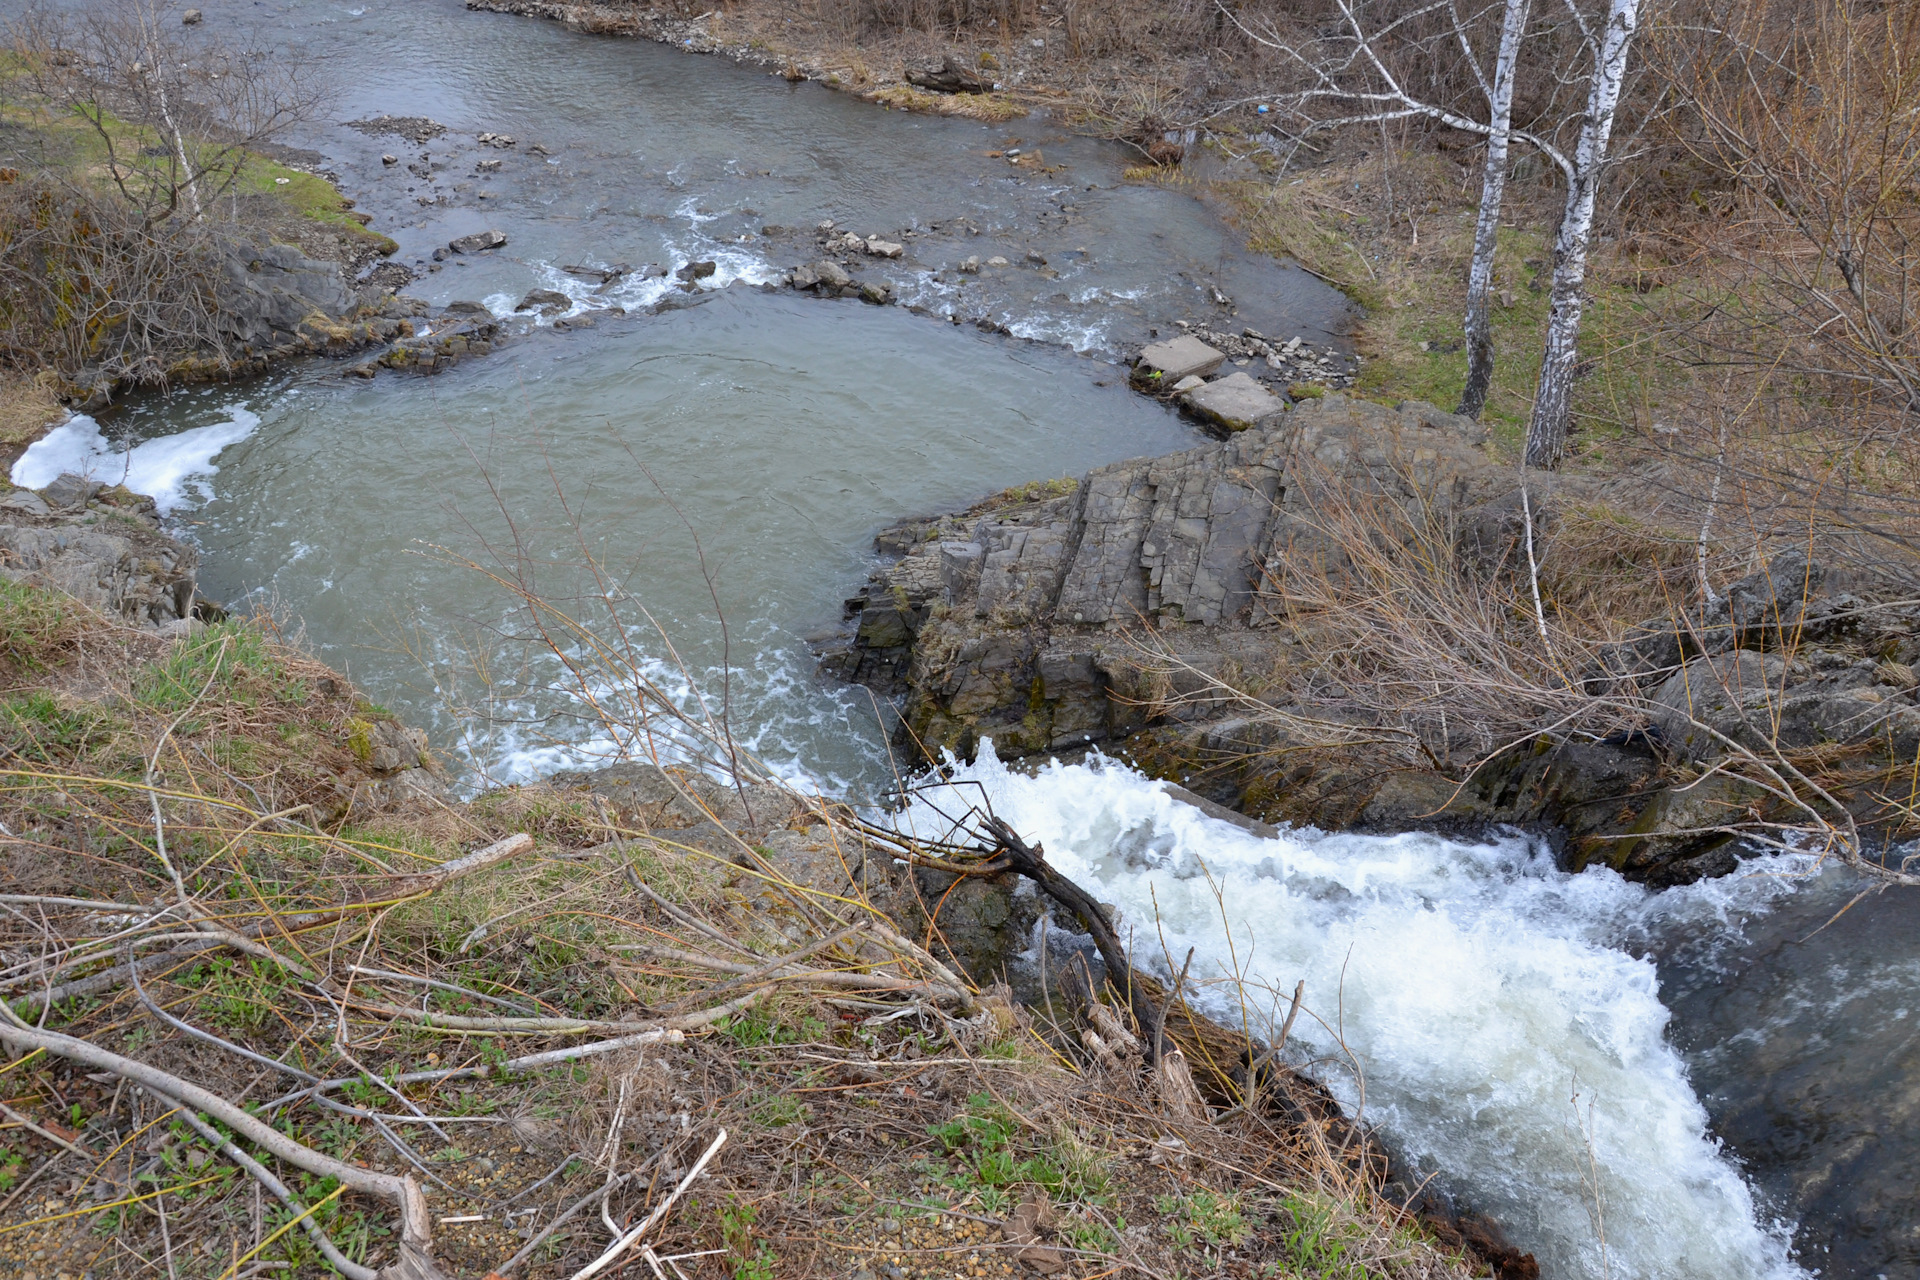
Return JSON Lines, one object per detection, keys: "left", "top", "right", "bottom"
{"left": 826, "top": 394, "right": 1499, "bottom": 756}
{"left": 0, "top": 478, "right": 199, "bottom": 628}
{"left": 826, "top": 394, "right": 1920, "bottom": 886}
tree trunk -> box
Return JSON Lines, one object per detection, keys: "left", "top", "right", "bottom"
{"left": 1523, "top": 0, "right": 1640, "bottom": 469}
{"left": 1457, "top": 0, "right": 1531, "bottom": 420}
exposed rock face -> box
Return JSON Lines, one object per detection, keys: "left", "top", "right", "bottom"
{"left": 214, "top": 240, "right": 354, "bottom": 351}
{"left": 826, "top": 395, "right": 1920, "bottom": 886}
{"left": 827, "top": 394, "right": 1498, "bottom": 757}
{"left": 0, "top": 477, "right": 198, "bottom": 627}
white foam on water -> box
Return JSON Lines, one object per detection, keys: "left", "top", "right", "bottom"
{"left": 897, "top": 745, "right": 1812, "bottom": 1280}
{"left": 11, "top": 409, "right": 260, "bottom": 514}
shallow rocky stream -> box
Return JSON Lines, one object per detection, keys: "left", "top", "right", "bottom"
{"left": 16, "top": 1, "right": 1920, "bottom": 1276}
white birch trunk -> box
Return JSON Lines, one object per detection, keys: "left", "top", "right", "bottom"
{"left": 1456, "top": 0, "right": 1531, "bottom": 420}
{"left": 1524, "top": 0, "right": 1640, "bottom": 468}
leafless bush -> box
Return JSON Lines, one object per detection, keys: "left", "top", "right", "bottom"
{"left": 1647, "top": 0, "right": 1920, "bottom": 416}
{"left": 0, "top": 176, "right": 227, "bottom": 383}
{"left": 0, "top": 0, "right": 329, "bottom": 382}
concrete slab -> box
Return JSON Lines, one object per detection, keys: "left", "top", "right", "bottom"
{"left": 1181, "top": 372, "right": 1287, "bottom": 432}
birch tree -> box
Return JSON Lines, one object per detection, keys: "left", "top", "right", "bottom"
{"left": 1523, "top": 0, "right": 1641, "bottom": 467}
{"left": 1456, "top": 0, "right": 1532, "bottom": 419}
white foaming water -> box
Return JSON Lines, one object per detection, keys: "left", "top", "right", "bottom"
{"left": 899, "top": 745, "right": 1812, "bottom": 1280}
{"left": 11, "top": 409, "right": 260, "bottom": 514}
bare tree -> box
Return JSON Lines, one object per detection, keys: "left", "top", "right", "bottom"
{"left": 1456, "top": 0, "right": 1532, "bottom": 419}
{"left": 1524, "top": 0, "right": 1642, "bottom": 468}
{"left": 10, "top": 0, "right": 329, "bottom": 230}
{"left": 1228, "top": 0, "right": 1647, "bottom": 465}
{"left": 0, "top": 0, "right": 331, "bottom": 383}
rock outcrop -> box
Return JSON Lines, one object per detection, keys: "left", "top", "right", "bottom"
{"left": 826, "top": 395, "right": 1920, "bottom": 886}
{"left": 826, "top": 394, "right": 1500, "bottom": 757}
{"left": 0, "top": 478, "right": 199, "bottom": 627}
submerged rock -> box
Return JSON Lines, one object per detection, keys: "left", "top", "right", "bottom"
{"left": 447, "top": 228, "right": 508, "bottom": 254}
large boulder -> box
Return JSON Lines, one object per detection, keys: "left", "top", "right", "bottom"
{"left": 214, "top": 240, "right": 353, "bottom": 351}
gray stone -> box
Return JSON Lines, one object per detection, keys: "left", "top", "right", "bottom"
{"left": 811, "top": 259, "right": 853, "bottom": 289}
{"left": 1135, "top": 335, "right": 1224, "bottom": 385}
{"left": 0, "top": 505, "right": 197, "bottom": 626}
{"left": 1180, "top": 372, "right": 1286, "bottom": 432}
{"left": 0, "top": 491, "right": 52, "bottom": 518}
{"left": 41, "top": 473, "right": 102, "bottom": 510}
{"left": 514, "top": 288, "right": 572, "bottom": 315}
{"left": 447, "top": 229, "right": 508, "bottom": 254}
{"left": 443, "top": 300, "right": 491, "bottom": 315}
{"left": 1170, "top": 375, "right": 1205, "bottom": 393}
{"left": 864, "top": 238, "right": 905, "bottom": 259}
{"left": 833, "top": 395, "right": 1497, "bottom": 758}
{"left": 675, "top": 260, "right": 718, "bottom": 282}
{"left": 181, "top": 8, "right": 202, "bottom": 23}
{"left": 214, "top": 240, "right": 352, "bottom": 349}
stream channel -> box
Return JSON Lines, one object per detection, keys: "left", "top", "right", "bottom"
{"left": 16, "top": 1, "right": 1920, "bottom": 1276}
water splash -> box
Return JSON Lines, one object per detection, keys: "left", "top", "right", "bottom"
{"left": 898, "top": 743, "right": 1812, "bottom": 1280}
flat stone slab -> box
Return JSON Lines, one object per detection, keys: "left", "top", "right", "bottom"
{"left": 1135, "top": 335, "right": 1224, "bottom": 385}
{"left": 1181, "top": 372, "right": 1287, "bottom": 432}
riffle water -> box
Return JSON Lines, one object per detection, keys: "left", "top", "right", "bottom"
{"left": 899, "top": 746, "right": 1817, "bottom": 1280}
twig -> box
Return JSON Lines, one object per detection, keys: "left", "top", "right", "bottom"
{"left": 491, "top": 1172, "right": 631, "bottom": 1277}
{"left": 569, "top": 1129, "right": 728, "bottom": 1280}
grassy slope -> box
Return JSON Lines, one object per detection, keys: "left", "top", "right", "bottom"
{"left": 0, "top": 584, "right": 1474, "bottom": 1279}
{"left": 1209, "top": 145, "right": 1678, "bottom": 466}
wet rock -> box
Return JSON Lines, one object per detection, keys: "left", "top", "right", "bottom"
{"left": 986, "top": 255, "right": 1010, "bottom": 267}
{"left": 858, "top": 279, "right": 896, "bottom": 305}
{"left": 181, "top": 8, "right": 202, "bottom": 23}
{"left": 382, "top": 153, "right": 398, "bottom": 165}
{"left": 1180, "top": 371, "right": 1287, "bottom": 433}
{"left": 675, "top": 259, "right": 718, "bottom": 282}
{"left": 515, "top": 288, "right": 572, "bottom": 315}
{"left": 864, "top": 238, "right": 905, "bottom": 259}
{"left": 1133, "top": 334, "right": 1224, "bottom": 387}
{"left": 347, "top": 115, "right": 448, "bottom": 145}
{"left": 447, "top": 229, "right": 508, "bottom": 254}
{"left": 476, "top": 131, "right": 516, "bottom": 148}
{"left": 906, "top": 53, "right": 987, "bottom": 94}
{"left": 806, "top": 259, "right": 853, "bottom": 290}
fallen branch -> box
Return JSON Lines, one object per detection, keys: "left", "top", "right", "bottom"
{"left": 0, "top": 1006, "right": 448, "bottom": 1276}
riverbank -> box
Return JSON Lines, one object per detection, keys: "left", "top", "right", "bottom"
{"left": 0, "top": 521, "right": 1495, "bottom": 1279}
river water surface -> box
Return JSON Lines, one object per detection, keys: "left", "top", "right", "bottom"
{"left": 16, "top": 1, "right": 1920, "bottom": 1276}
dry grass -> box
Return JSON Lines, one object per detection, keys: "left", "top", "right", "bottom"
{"left": 0, "top": 372, "right": 61, "bottom": 451}
{"left": 863, "top": 82, "right": 1029, "bottom": 121}
{"left": 0, "top": 579, "right": 1484, "bottom": 1279}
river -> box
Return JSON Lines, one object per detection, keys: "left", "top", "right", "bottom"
{"left": 15, "top": 1, "right": 1919, "bottom": 1276}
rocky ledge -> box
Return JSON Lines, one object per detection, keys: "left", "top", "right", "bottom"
{"left": 824, "top": 393, "right": 1920, "bottom": 886}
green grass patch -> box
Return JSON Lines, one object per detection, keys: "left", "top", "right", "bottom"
{"left": 0, "top": 690, "right": 117, "bottom": 762}
{"left": 0, "top": 577, "right": 80, "bottom": 673}
{"left": 133, "top": 620, "right": 283, "bottom": 714}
